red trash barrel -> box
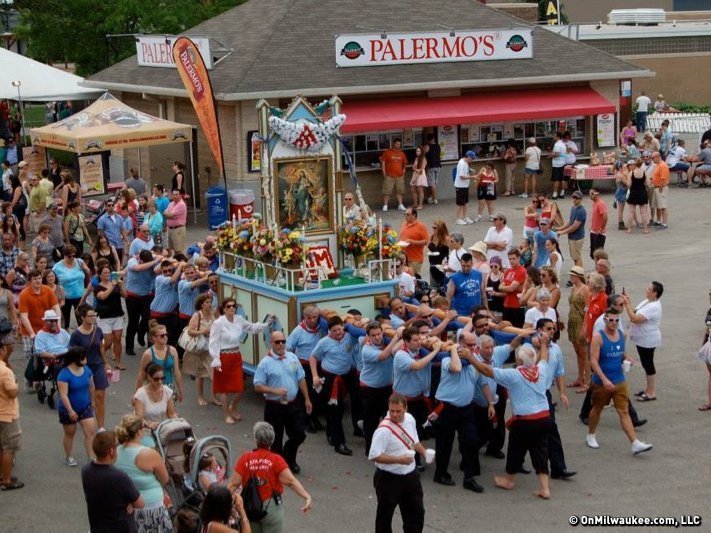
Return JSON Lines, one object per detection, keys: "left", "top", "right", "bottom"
{"left": 229, "top": 189, "right": 255, "bottom": 220}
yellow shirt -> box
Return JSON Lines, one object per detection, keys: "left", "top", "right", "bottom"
{"left": 0, "top": 360, "right": 19, "bottom": 422}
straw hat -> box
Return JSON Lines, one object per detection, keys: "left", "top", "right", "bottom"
{"left": 468, "top": 241, "right": 488, "bottom": 257}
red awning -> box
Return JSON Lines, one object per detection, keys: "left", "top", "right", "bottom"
{"left": 340, "top": 87, "right": 615, "bottom": 133}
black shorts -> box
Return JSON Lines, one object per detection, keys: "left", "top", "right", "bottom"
{"left": 551, "top": 166, "right": 565, "bottom": 182}
{"left": 59, "top": 405, "right": 95, "bottom": 425}
{"left": 455, "top": 187, "right": 469, "bottom": 206}
{"left": 477, "top": 185, "right": 497, "bottom": 201}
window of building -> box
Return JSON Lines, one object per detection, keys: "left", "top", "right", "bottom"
{"left": 341, "top": 129, "right": 424, "bottom": 169}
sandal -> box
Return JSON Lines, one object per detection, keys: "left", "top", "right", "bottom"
{"left": 637, "top": 393, "right": 656, "bottom": 402}
{"left": 0, "top": 479, "right": 24, "bottom": 491}
{"left": 116, "top": 364, "right": 127, "bottom": 371}
{"left": 224, "top": 416, "right": 236, "bottom": 425}
{"left": 698, "top": 404, "right": 711, "bottom": 411}
{"left": 567, "top": 380, "right": 583, "bottom": 388}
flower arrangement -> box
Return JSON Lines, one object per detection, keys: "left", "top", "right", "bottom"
{"left": 274, "top": 228, "right": 308, "bottom": 267}
{"left": 364, "top": 223, "right": 401, "bottom": 259}
{"left": 338, "top": 223, "right": 369, "bottom": 257}
{"left": 251, "top": 226, "right": 275, "bottom": 261}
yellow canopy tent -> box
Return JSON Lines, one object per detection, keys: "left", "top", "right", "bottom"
{"left": 30, "top": 93, "right": 198, "bottom": 221}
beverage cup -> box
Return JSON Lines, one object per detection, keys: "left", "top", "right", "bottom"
{"left": 425, "top": 448, "right": 435, "bottom": 464}
{"left": 622, "top": 360, "right": 631, "bottom": 373}
{"left": 110, "top": 369, "right": 121, "bottom": 383}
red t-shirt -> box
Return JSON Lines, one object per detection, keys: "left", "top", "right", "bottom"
{"left": 399, "top": 220, "right": 429, "bottom": 264}
{"left": 590, "top": 199, "right": 608, "bottom": 235}
{"left": 586, "top": 292, "right": 608, "bottom": 342}
{"left": 502, "top": 265, "right": 527, "bottom": 309}
{"left": 380, "top": 149, "right": 407, "bottom": 178}
{"left": 235, "top": 448, "right": 287, "bottom": 502}
{"left": 18, "top": 285, "right": 59, "bottom": 337}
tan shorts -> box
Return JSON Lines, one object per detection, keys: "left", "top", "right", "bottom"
{"left": 0, "top": 418, "right": 22, "bottom": 452}
{"left": 568, "top": 238, "right": 584, "bottom": 263}
{"left": 382, "top": 176, "right": 405, "bottom": 197}
{"left": 408, "top": 261, "right": 422, "bottom": 275}
{"left": 591, "top": 381, "right": 629, "bottom": 411}
{"left": 653, "top": 186, "right": 668, "bottom": 209}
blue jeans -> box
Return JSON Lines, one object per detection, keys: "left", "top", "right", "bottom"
{"left": 636, "top": 111, "right": 648, "bottom": 132}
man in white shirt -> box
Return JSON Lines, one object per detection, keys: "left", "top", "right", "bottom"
{"left": 454, "top": 151, "right": 477, "bottom": 226}
{"left": 520, "top": 137, "right": 542, "bottom": 198}
{"left": 665, "top": 139, "right": 694, "bottom": 188}
{"left": 550, "top": 132, "right": 567, "bottom": 199}
{"left": 483, "top": 213, "right": 513, "bottom": 268}
{"left": 369, "top": 393, "right": 427, "bottom": 533}
{"left": 635, "top": 92, "right": 652, "bottom": 133}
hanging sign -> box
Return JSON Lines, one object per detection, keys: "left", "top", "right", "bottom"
{"left": 137, "top": 36, "right": 213, "bottom": 69}
{"left": 78, "top": 154, "right": 106, "bottom": 196}
{"left": 545, "top": 0, "right": 561, "bottom": 25}
{"left": 336, "top": 29, "right": 533, "bottom": 67}
{"left": 437, "top": 125, "right": 459, "bottom": 161}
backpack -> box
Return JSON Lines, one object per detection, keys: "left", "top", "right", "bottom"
{"left": 451, "top": 165, "right": 457, "bottom": 182}
{"left": 241, "top": 474, "right": 269, "bottom": 522}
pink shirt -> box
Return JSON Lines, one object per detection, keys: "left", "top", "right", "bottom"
{"left": 165, "top": 200, "right": 187, "bottom": 227}
{"left": 590, "top": 198, "right": 608, "bottom": 235}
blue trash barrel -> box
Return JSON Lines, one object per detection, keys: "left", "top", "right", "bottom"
{"left": 205, "top": 186, "right": 228, "bottom": 229}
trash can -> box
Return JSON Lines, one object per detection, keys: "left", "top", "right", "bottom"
{"left": 229, "top": 189, "right": 255, "bottom": 220}
{"left": 205, "top": 186, "right": 228, "bottom": 229}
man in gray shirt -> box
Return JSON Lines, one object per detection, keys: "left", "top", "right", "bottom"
{"left": 124, "top": 167, "right": 146, "bottom": 195}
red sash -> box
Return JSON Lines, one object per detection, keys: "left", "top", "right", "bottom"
{"left": 378, "top": 418, "right": 416, "bottom": 450}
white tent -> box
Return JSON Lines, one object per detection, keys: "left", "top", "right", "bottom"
{"left": 0, "top": 48, "right": 102, "bottom": 102}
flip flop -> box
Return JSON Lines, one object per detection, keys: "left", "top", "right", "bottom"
{"left": 634, "top": 390, "right": 646, "bottom": 397}
{"left": 637, "top": 394, "right": 656, "bottom": 402}
{"left": 698, "top": 404, "right": 711, "bottom": 411}
{"left": 0, "top": 479, "right": 24, "bottom": 491}
{"left": 567, "top": 380, "right": 583, "bottom": 389}
{"left": 116, "top": 365, "right": 127, "bottom": 371}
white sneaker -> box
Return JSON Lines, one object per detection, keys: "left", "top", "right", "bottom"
{"left": 65, "top": 456, "right": 78, "bottom": 467}
{"left": 474, "top": 215, "right": 482, "bottom": 223}
{"left": 551, "top": 192, "right": 558, "bottom": 199}
{"left": 382, "top": 205, "right": 388, "bottom": 212}
{"left": 631, "top": 440, "right": 653, "bottom": 455}
{"left": 463, "top": 217, "right": 474, "bottom": 224}
{"left": 586, "top": 434, "right": 599, "bottom": 449}
{"left": 433, "top": 199, "right": 438, "bottom": 204}
{"left": 455, "top": 218, "right": 468, "bottom": 225}
{"left": 397, "top": 204, "right": 407, "bottom": 211}
{"left": 426, "top": 198, "right": 434, "bottom": 205}
{"left": 518, "top": 193, "right": 528, "bottom": 198}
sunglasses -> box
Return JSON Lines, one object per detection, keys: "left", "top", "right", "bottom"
{"left": 106, "top": 204, "right": 114, "bottom": 207}
{"left": 152, "top": 376, "right": 165, "bottom": 382}
{"left": 604, "top": 317, "right": 620, "bottom": 323}
{"left": 224, "top": 303, "right": 236, "bottom": 309}
{"left": 273, "top": 339, "right": 286, "bottom": 345}
{"left": 155, "top": 333, "right": 168, "bottom": 338}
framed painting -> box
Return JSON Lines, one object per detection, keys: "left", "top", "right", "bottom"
{"left": 274, "top": 156, "right": 334, "bottom": 235}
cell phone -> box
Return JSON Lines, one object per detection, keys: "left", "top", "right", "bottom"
{"left": 111, "top": 272, "right": 119, "bottom": 283}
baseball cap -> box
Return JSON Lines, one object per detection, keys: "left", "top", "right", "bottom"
{"left": 626, "top": 159, "right": 636, "bottom": 165}
{"left": 539, "top": 218, "right": 550, "bottom": 225}
{"left": 43, "top": 310, "right": 60, "bottom": 321}
{"left": 465, "top": 150, "right": 477, "bottom": 158}
{"left": 527, "top": 137, "right": 536, "bottom": 144}
{"left": 572, "top": 191, "right": 583, "bottom": 199}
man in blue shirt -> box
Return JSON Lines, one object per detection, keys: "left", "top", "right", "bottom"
{"left": 447, "top": 253, "right": 484, "bottom": 316}
{"left": 125, "top": 249, "right": 161, "bottom": 355}
{"left": 97, "top": 200, "right": 126, "bottom": 264}
{"left": 150, "top": 260, "right": 185, "bottom": 348}
{"left": 309, "top": 316, "right": 360, "bottom": 456}
{"left": 254, "top": 331, "right": 312, "bottom": 473}
{"left": 532, "top": 219, "right": 558, "bottom": 269}
{"left": 586, "top": 307, "right": 653, "bottom": 455}
{"left": 555, "top": 190, "right": 587, "bottom": 269}
{"left": 360, "top": 322, "right": 401, "bottom": 454}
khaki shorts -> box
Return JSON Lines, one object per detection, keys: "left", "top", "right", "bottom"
{"left": 653, "top": 186, "right": 668, "bottom": 209}
{"left": 382, "top": 176, "right": 405, "bottom": 197}
{"left": 0, "top": 418, "right": 22, "bottom": 452}
{"left": 591, "top": 381, "right": 629, "bottom": 411}
{"left": 568, "top": 238, "right": 584, "bottom": 263}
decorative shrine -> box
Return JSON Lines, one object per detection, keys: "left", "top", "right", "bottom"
{"left": 215, "top": 95, "right": 399, "bottom": 371}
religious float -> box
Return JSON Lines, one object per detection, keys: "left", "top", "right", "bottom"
{"left": 216, "top": 96, "right": 399, "bottom": 372}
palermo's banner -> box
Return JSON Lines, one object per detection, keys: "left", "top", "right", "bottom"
{"left": 172, "top": 36, "right": 225, "bottom": 177}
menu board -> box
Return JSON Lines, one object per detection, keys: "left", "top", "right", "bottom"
{"left": 21, "top": 146, "right": 47, "bottom": 177}
{"left": 596, "top": 114, "right": 616, "bottom": 148}
{"left": 78, "top": 154, "right": 105, "bottom": 196}
{"left": 437, "top": 125, "right": 459, "bottom": 161}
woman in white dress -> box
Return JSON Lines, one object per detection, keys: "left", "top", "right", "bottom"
{"left": 409, "top": 146, "right": 427, "bottom": 210}
{"left": 543, "top": 237, "right": 563, "bottom": 280}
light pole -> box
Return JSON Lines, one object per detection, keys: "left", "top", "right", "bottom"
{"left": 10, "top": 80, "right": 24, "bottom": 142}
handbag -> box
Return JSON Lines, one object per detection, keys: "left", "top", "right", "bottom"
{"left": 0, "top": 318, "right": 13, "bottom": 335}
{"left": 178, "top": 315, "right": 208, "bottom": 352}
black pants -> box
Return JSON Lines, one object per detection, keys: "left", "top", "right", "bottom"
{"left": 68, "top": 238, "right": 84, "bottom": 257}
{"left": 61, "top": 297, "right": 81, "bottom": 329}
{"left": 373, "top": 469, "right": 424, "bottom": 533}
{"left": 472, "top": 405, "right": 494, "bottom": 452}
{"left": 434, "top": 402, "right": 479, "bottom": 479}
{"left": 637, "top": 345, "right": 656, "bottom": 375}
{"left": 502, "top": 306, "right": 525, "bottom": 328}
{"left": 590, "top": 233, "right": 606, "bottom": 259}
{"left": 125, "top": 294, "right": 152, "bottom": 351}
{"left": 546, "top": 390, "right": 567, "bottom": 475}
{"left": 505, "top": 417, "right": 550, "bottom": 475}
{"left": 579, "top": 385, "right": 641, "bottom": 423}
{"left": 302, "top": 361, "right": 325, "bottom": 427}
{"left": 429, "top": 363, "right": 442, "bottom": 403}
{"left": 323, "top": 370, "right": 360, "bottom": 448}
{"left": 264, "top": 400, "right": 306, "bottom": 467}
{"left": 486, "top": 386, "right": 507, "bottom": 455}
{"left": 361, "top": 384, "right": 392, "bottom": 454}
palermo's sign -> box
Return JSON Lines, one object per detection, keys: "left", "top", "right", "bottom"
{"left": 335, "top": 29, "right": 532, "bottom": 68}
{"left": 137, "top": 36, "right": 213, "bottom": 69}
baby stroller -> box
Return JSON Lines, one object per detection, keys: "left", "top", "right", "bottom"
{"left": 25, "top": 345, "right": 67, "bottom": 410}
{"left": 154, "top": 417, "right": 197, "bottom": 511}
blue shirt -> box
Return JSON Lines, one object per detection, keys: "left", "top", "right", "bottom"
{"left": 35, "top": 329, "right": 71, "bottom": 355}
{"left": 146, "top": 211, "right": 164, "bottom": 236}
{"left": 57, "top": 366, "right": 93, "bottom": 414}
{"left": 449, "top": 270, "right": 483, "bottom": 316}
{"left": 568, "top": 205, "right": 586, "bottom": 241}
{"left": 472, "top": 345, "right": 510, "bottom": 407}
{"left": 435, "top": 357, "right": 479, "bottom": 407}
{"left": 97, "top": 213, "right": 124, "bottom": 249}
{"left": 360, "top": 342, "right": 394, "bottom": 388}
{"left": 253, "top": 351, "right": 305, "bottom": 402}
{"left": 311, "top": 334, "right": 355, "bottom": 376}
{"left": 150, "top": 275, "right": 178, "bottom": 313}
{"left": 544, "top": 343, "right": 565, "bottom": 390}
{"left": 178, "top": 279, "right": 203, "bottom": 316}
{"left": 533, "top": 229, "right": 557, "bottom": 268}
{"left": 591, "top": 330, "right": 625, "bottom": 386}
{"left": 393, "top": 349, "right": 430, "bottom": 398}
{"left": 129, "top": 237, "right": 154, "bottom": 258}
{"left": 126, "top": 258, "right": 155, "bottom": 296}
{"left": 155, "top": 196, "right": 169, "bottom": 214}
{"left": 493, "top": 361, "right": 550, "bottom": 416}
{"left": 286, "top": 320, "right": 327, "bottom": 362}
{"left": 52, "top": 259, "right": 86, "bottom": 300}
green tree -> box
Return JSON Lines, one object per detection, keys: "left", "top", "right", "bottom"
{"left": 14, "top": 0, "right": 244, "bottom": 76}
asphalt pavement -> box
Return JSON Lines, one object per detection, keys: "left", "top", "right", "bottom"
{"left": 3, "top": 185, "right": 710, "bottom": 533}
